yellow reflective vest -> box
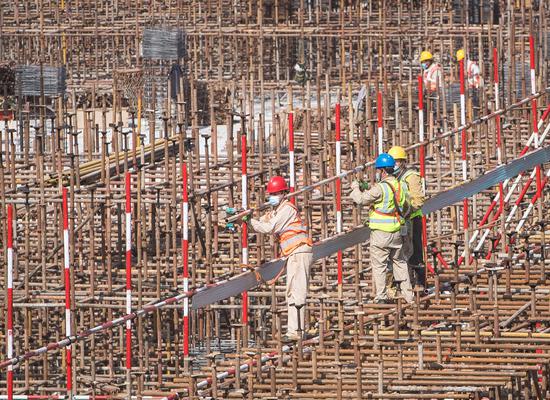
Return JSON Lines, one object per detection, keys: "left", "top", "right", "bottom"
{"left": 368, "top": 177, "right": 408, "bottom": 233}
{"left": 399, "top": 168, "right": 423, "bottom": 219}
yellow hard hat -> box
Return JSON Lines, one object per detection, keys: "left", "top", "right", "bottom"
{"left": 456, "top": 49, "right": 465, "bottom": 62}
{"left": 420, "top": 51, "right": 433, "bottom": 63}
{"left": 388, "top": 146, "right": 407, "bottom": 160}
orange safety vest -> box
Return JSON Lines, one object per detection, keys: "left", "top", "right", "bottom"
{"left": 423, "top": 63, "right": 442, "bottom": 93}
{"left": 466, "top": 60, "right": 482, "bottom": 89}
{"left": 275, "top": 202, "right": 313, "bottom": 256}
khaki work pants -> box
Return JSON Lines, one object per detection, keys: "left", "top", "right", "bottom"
{"left": 370, "top": 230, "right": 414, "bottom": 303}
{"left": 286, "top": 245, "right": 313, "bottom": 336}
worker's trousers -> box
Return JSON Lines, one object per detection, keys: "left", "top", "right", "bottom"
{"left": 403, "top": 216, "right": 426, "bottom": 286}
{"left": 286, "top": 244, "right": 313, "bottom": 336}
{"left": 371, "top": 230, "right": 414, "bottom": 303}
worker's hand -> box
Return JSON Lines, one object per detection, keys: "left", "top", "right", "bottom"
{"left": 351, "top": 180, "right": 360, "bottom": 191}
{"left": 242, "top": 215, "right": 250, "bottom": 222}
{"left": 359, "top": 180, "right": 369, "bottom": 191}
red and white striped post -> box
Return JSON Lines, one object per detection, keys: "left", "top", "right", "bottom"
{"left": 377, "top": 91, "right": 383, "bottom": 154}
{"left": 62, "top": 188, "right": 73, "bottom": 395}
{"left": 288, "top": 112, "right": 296, "bottom": 204}
{"left": 493, "top": 48, "right": 503, "bottom": 167}
{"left": 182, "top": 161, "right": 190, "bottom": 359}
{"left": 335, "top": 103, "right": 343, "bottom": 287}
{"left": 529, "top": 34, "right": 543, "bottom": 382}
{"left": 241, "top": 129, "right": 248, "bottom": 325}
{"left": 458, "top": 57, "right": 470, "bottom": 266}
{"left": 493, "top": 47, "right": 505, "bottom": 236}
{"left": 6, "top": 204, "right": 14, "bottom": 400}
{"left": 418, "top": 76, "right": 429, "bottom": 277}
{"left": 529, "top": 35, "right": 542, "bottom": 197}
{"left": 125, "top": 172, "right": 132, "bottom": 377}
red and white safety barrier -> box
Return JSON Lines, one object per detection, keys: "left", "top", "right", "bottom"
{"left": 0, "top": 289, "right": 194, "bottom": 369}
{"left": 182, "top": 161, "right": 190, "bottom": 357}
{"left": 241, "top": 128, "right": 248, "bottom": 324}
{"left": 288, "top": 112, "right": 296, "bottom": 203}
{"left": 474, "top": 121, "right": 550, "bottom": 255}
{"left": 335, "top": 103, "right": 343, "bottom": 285}
{"left": 377, "top": 91, "right": 383, "bottom": 154}
{"left": 458, "top": 56, "right": 470, "bottom": 265}
{"left": 125, "top": 172, "right": 132, "bottom": 373}
{"left": 493, "top": 47, "right": 505, "bottom": 240}
{"left": 529, "top": 35, "right": 542, "bottom": 198}
{"left": 418, "top": 75, "right": 430, "bottom": 274}
{"left": 493, "top": 47, "right": 503, "bottom": 166}
{"left": 457, "top": 105, "right": 550, "bottom": 265}
{"left": 62, "top": 188, "right": 73, "bottom": 393}
{"left": 6, "top": 205, "right": 14, "bottom": 400}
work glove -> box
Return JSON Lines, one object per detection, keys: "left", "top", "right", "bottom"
{"left": 359, "top": 180, "right": 369, "bottom": 191}
{"left": 351, "top": 180, "right": 368, "bottom": 191}
{"left": 242, "top": 215, "right": 250, "bottom": 222}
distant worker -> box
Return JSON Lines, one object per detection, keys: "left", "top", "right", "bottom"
{"left": 456, "top": 49, "right": 483, "bottom": 89}
{"left": 389, "top": 146, "right": 426, "bottom": 287}
{"left": 350, "top": 154, "right": 414, "bottom": 304}
{"left": 420, "top": 51, "right": 443, "bottom": 93}
{"left": 249, "top": 176, "right": 313, "bottom": 341}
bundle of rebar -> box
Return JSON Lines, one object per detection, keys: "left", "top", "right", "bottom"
{"left": 142, "top": 27, "right": 186, "bottom": 60}
{"left": 14, "top": 65, "right": 66, "bottom": 96}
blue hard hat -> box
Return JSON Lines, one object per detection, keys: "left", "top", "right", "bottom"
{"left": 374, "top": 153, "right": 395, "bottom": 169}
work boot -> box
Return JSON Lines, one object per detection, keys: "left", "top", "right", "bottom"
{"left": 281, "top": 333, "right": 300, "bottom": 343}
{"left": 412, "top": 264, "right": 427, "bottom": 288}
{"left": 374, "top": 298, "right": 395, "bottom": 305}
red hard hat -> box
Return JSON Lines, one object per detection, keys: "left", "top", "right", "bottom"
{"left": 266, "top": 176, "right": 289, "bottom": 194}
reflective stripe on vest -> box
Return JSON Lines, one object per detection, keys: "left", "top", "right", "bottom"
{"left": 423, "top": 64, "right": 441, "bottom": 92}
{"left": 467, "top": 60, "right": 482, "bottom": 88}
{"left": 401, "top": 169, "right": 423, "bottom": 219}
{"left": 368, "top": 178, "right": 405, "bottom": 233}
{"left": 275, "top": 202, "right": 313, "bottom": 256}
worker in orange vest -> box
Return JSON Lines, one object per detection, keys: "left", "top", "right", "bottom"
{"left": 456, "top": 49, "right": 483, "bottom": 89}
{"left": 249, "top": 176, "right": 313, "bottom": 342}
{"left": 420, "top": 51, "right": 443, "bottom": 93}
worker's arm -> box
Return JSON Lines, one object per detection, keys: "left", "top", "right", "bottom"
{"left": 350, "top": 181, "right": 382, "bottom": 206}
{"left": 250, "top": 203, "right": 296, "bottom": 234}
{"left": 406, "top": 173, "right": 426, "bottom": 210}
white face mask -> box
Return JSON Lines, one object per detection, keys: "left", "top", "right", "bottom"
{"left": 394, "top": 165, "right": 401, "bottom": 174}
{"left": 421, "top": 62, "right": 429, "bottom": 70}
{"left": 268, "top": 195, "right": 281, "bottom": 206}
{"left": 375, "top": 172, "right": 381, "bottom": 182}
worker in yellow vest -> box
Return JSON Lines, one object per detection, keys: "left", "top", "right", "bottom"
{"left": 350, "top": 154, "right": 414, "bottom": 304}
{"left": 389, "top": 146, "right": 426, "bottom": 287}
{"left": 249, "top": 176, "right": 313, "bottom": 341}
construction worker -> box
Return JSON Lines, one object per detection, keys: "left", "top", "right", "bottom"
{"left": 249, "top": 176, "right": 313, "bottom": 341}
{"left": 456, "top": 49, "right": 483, "bottom": 89}
{"left": 420, "top": 51, "right": 443, "bottom": 93}
{"left": 388, "top": 145, "right": 426, "bottom": 287}
{"left": 350, "top": 153, "right": 414, "bottom": 304}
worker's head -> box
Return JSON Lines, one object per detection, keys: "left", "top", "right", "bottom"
{"left": 266, "top": 175, "right": 289, "bottom": 206}
{"left": 374, "top": 153, "right": 395, "bottom": 180}
{"left": 420, "top": 51, "right": 433, "bottom": 70}
{"left": 456, "top": 48, "right": 465, "bottom": 62}
{"left": 388, "top": 146, "right": 407, "bottom": 172}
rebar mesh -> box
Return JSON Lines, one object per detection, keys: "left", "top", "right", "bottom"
{"left": 503, "top": 62, "right": 530, "bottom": 99}
{"left": 15, "top": 65, "right": 66, "bottom": 96}
{"left": 142, "top": 27, "right": 186, "bottom": 60}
